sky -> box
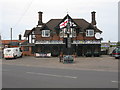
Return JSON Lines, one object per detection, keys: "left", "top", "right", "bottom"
{"left": 0, "top": 0, "right": 119, "bottom": 42}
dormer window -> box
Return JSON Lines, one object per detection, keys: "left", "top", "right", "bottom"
{"left": 42, "top": 30, "right": 50, "bottom": 37}
{"left": 86, "top": 29, "right": 94, "bottom": 37}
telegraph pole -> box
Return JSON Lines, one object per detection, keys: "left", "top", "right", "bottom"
{"left": 10, "top": 28, "right": 12, "bottom": 44}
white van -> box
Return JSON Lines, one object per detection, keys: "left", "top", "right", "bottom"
{"left": 3, "top": 47, "right": 23, "bottom": 59}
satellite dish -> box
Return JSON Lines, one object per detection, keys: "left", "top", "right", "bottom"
{"left": 95, "top": 33, "right": 101, "bottom": 39}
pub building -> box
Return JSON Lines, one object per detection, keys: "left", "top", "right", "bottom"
{"left": 22, "top": 11, "right": 102, "bottom": 56}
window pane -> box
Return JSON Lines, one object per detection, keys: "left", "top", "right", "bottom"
{"left": 42, "top": 30, "right": 50, "bottom": 37}
{"left": 86, "top": 30, "right": 94, "bottom": 37}
{"left": 45, "top": 31, "right": 49, "bottom": 36}
{"left": 89, "top": 31, "right": 93, "bottom": 35}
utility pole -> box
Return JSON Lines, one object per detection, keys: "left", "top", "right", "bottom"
{"left": 10, "top": 28, "right": 12, "bottom": 44}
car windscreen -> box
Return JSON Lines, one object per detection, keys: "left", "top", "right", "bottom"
{"left": 5, "top": 49, "right": 11, "bottom": 52}
{"left": 113, "top": 48, "right": 120, "bottom": 53}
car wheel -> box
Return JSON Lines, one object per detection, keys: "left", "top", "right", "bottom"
{"left": 115, "top": 57, "right": 119, "bottom": 59}
{"left": 14, "top": 55, "right": 17, "bottom": 59}
{"left": 20, "top": 54, "right": 23, "bottom": 58}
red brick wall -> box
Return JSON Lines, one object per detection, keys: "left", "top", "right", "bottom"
{"left": 21, "top": 46, "right": 34, "bottom": 56}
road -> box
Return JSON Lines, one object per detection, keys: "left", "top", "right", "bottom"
{"left": 2, "top": 64, "right": 118, "bottom": 88}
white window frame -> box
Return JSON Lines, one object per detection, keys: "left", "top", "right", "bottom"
{"left": 32, "top": 31, "right": 35, "bottom": 38}
{"left": 86, "top": 29, "right": 94, "bottom": 37}
{"left": 72, "top": 28, "right": 76, "bottom": 37}
{"left": 63, "top": 28, "right": 67, "bottom": 38}
{"left": 42, "top": 30, "right": 50, "bottom": 37}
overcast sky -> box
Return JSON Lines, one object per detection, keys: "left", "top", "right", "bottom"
{"left": 0, "top": 0, "right": 119, "bottom": 42}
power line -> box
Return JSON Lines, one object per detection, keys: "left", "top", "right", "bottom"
{"left": 13, "top": 0, "right": 34, "bottom": 28}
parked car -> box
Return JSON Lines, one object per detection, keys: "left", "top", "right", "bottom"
{"left": 93, "top": 52, "right": 100, "bottom": 57}
{"left": 85, "top": 52, "right": 92, "bottom": 57}
{"left": 3, "top": 47, "right": 23, "bottom": 59}
{"left": 62, "top": 55, "right": 74, "bottom": 63}
{"left": 112, "top": 47, "right": 120, "bottom": 59}
{"left": 35, "top": 52, "right": 51, "bottom": 58}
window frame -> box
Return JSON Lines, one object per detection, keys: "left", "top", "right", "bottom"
{"left": 42, "top": 30, "right": 50, "bottom": 37}
{"left": 86, "top": 29, "right": 94, "bottom": 37}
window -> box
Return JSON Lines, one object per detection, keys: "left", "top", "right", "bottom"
{"left": 42, "top": 30, "right": 50, "bottom": 37}
{"left": 72, "top": 28, "right": 76, "bottom": 37}
{"left": 86, "top": 29, "right": 94, "bottom": 37}
{"left": 63, "top": 28, "right": 67, "bottom": 38}
{"left": 16, "top": 49, "right": 18, "bottom": 52}
{"left": 32, "top": 31, "right": 35, "bottom": 38}
{"left": 60, "top": 30, "right": 64, "bottom": 37}
{"left": 60, "top": 28, "right": 76, "bottom": 38}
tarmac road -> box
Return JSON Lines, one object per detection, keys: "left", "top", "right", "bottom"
{"left": 2, "top": 64, "right": 118, "bottom": 88}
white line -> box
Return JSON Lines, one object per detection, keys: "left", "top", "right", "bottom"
{"left": 111, "top": 81, "right": 119, "bottom": 83}
{"left": 26, "top": 72, "right": 77, "bottom": 79}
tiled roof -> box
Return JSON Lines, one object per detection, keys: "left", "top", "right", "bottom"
{"left": 2, "top": 40, "right": 27, "bottom": 44}
{"left": 24, "top": 18, "right": 102, "bottom": 36}
{"left": 24, "top": 30, "right": 31, "bottom": 37}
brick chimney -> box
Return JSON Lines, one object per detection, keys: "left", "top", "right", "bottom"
{"left": 38, "top": 11, "right": 43, "bottom": 25}
{"left": 91, "top": 11, "right": 96, "bottom": 26}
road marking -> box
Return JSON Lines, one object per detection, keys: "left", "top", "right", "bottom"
{"left": 111, "top": 81, "right": 119, "bottom": 83}
{"left": 26, "top": 72, "right": 77, "bottom": 79}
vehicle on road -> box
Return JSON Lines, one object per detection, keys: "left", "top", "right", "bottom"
{"left": 3, "top": 47, "right": 23, "bottom": 59}
{"left": 112, "top": 47, "right": 120, "bottom": 59}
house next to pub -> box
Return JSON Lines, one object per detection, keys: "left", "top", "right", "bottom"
{"left": 22, "top": 11, "right": 102, "bottom": 56}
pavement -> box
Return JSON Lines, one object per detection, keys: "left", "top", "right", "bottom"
{"left": 2, "top": 55, "right": 118, "bottom": 72}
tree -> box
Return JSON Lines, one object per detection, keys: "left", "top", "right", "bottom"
{"left": 117, "top": 42, "right": 120, "bottom": 47}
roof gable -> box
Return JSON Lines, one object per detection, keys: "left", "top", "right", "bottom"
{"left": 56, "top": 14, "right": 80, "bottom": 29}
{"left": 24, "top": 30, "right": 31, "bottom": 37}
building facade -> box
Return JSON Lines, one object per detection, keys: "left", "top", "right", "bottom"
{"left": 22, "top": 11, "right": 102, "bottom": 56}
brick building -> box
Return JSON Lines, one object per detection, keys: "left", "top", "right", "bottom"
{"left": 22, "top": 11, "right": 102, "bottom": 56}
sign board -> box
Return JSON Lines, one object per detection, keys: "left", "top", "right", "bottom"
{"left": 35, "top": 40, "right": 101, "bottom": 44}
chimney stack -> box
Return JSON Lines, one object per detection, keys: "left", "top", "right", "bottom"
{"left": 38, "top": 11, "right": 43, "bottom": 25}
{"left": 91, "top": 11, "right": 96, "bottom": 26}
{"left": 19, "top": 34, "right": 22, "bottom": 40}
